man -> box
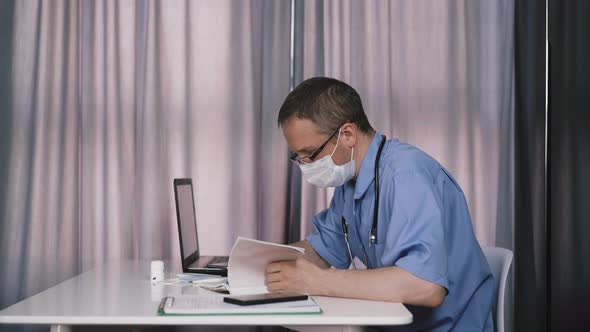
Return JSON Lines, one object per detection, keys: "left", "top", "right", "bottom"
{"left": 266, "top": 77, "right": 494, "bottom": 331}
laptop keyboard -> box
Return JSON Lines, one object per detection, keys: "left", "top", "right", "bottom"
{"left": 209, "top": 256, "right": 229, "bottom": 264}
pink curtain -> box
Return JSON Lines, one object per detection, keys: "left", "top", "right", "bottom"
{"left": 0, "top": 0, "right": 291, "bottom": 311}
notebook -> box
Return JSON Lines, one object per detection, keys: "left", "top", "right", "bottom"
{"left": 158, "top": 291, "right": 321, "bottom": 315}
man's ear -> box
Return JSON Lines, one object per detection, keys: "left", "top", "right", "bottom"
{"left": 341, "top": 123, "right": 357, "bottom": 148}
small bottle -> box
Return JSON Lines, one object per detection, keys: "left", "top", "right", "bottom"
{"left": 151, "top": 260, "right": 164, "bottom": 283}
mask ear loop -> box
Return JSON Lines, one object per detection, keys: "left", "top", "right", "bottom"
{"left": 331, "top": 127, "right": 356, "bottom": 162}
{"left": 329, "top": 128, "right": 343, "bottom": 157}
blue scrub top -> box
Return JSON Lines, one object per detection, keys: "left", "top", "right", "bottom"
{"left": 306, "top": 132, "right": 494, "bottom": 331}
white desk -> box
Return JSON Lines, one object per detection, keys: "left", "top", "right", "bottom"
{"left": 0, "top": 261, "right": 412, "bottom": 332}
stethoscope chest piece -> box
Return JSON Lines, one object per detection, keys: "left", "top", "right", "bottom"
{"left": 369, "top": 230, "right": 376, "bottom": 248}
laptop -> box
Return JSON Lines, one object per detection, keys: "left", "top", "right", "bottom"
{"left": 174, "top": 178, "right": 229, "bottom": 276}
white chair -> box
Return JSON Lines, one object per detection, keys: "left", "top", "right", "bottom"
{"left": 482, "top": 246, "right": 513, "bottom": 332}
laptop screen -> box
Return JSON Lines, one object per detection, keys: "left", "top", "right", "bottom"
{"left": 176, "top": 183, "right": 199, "bottom": 260}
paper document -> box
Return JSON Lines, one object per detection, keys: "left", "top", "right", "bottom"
{"left": 227, "top": 237, "right": 305, "bottom": 295}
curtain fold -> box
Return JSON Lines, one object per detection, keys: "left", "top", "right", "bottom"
{"left": 0, "top": 0, "right": 16, "bottom": 311}
{"left": 514, "top": 0, "right": 547, "bottom": 331}
{"left": 548, "top": 0, "right": 590, "bottom": 330}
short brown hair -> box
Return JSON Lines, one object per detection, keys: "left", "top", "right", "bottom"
{"left": 277, "top": 77, "right": 374, "bottom": 135}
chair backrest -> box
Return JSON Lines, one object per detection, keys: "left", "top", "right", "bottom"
{"left": 482, "top": 246, "right": 513, "bottom": 332}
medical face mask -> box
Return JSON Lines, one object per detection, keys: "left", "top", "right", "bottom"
{"left": 298, "top": 129, "right": 355, "bottom": 188}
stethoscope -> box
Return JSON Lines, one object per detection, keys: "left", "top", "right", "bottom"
{"left": 341, "top": 135, "right": 387, "bottom": 269}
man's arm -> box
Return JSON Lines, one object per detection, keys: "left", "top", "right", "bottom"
{"left": 318, "top": 265, "right": 445, "bottom": 307}
{"left": 268, "top": 243, "right": 446, "bottom": 308}
{"left": 290, "top": 240, "right": 330, "bottom": 269}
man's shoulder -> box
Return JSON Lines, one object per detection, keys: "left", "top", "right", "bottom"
{"left": 382, "top": 139, "right": 440, "bottom": 179}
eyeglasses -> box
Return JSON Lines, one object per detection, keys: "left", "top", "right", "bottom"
{"left": 289, "top": 124, "right": 343, "bottom": 165}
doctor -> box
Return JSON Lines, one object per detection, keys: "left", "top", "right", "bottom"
{"left": 266, "top": 77, "right": 494, "bottom": 331}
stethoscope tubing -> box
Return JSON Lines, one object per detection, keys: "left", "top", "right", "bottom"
{"left": 341, "top": 135, "right": 387, "bottom": 269}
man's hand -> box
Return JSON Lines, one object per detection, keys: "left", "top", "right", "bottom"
{"left": 265, "top": 257, "right": 326, "bottom": 295}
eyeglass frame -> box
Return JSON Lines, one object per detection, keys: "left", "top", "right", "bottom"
{"left": 289, "top": 123, "right": 347, "bottom": 165}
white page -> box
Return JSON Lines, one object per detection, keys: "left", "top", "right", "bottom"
{"left": 227, "top": 237, "right": 305, "bottom": 295}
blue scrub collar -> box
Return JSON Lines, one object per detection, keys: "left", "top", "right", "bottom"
{"left": 353, "top": 131, "right": 386, "bottom": 200}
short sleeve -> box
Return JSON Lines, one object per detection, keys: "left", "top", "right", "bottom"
{"left": 380, "top": 171, "right": 449, "bottom": 291}
{"left": 305, "top": 188, "right": 351, "bottom": 269}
